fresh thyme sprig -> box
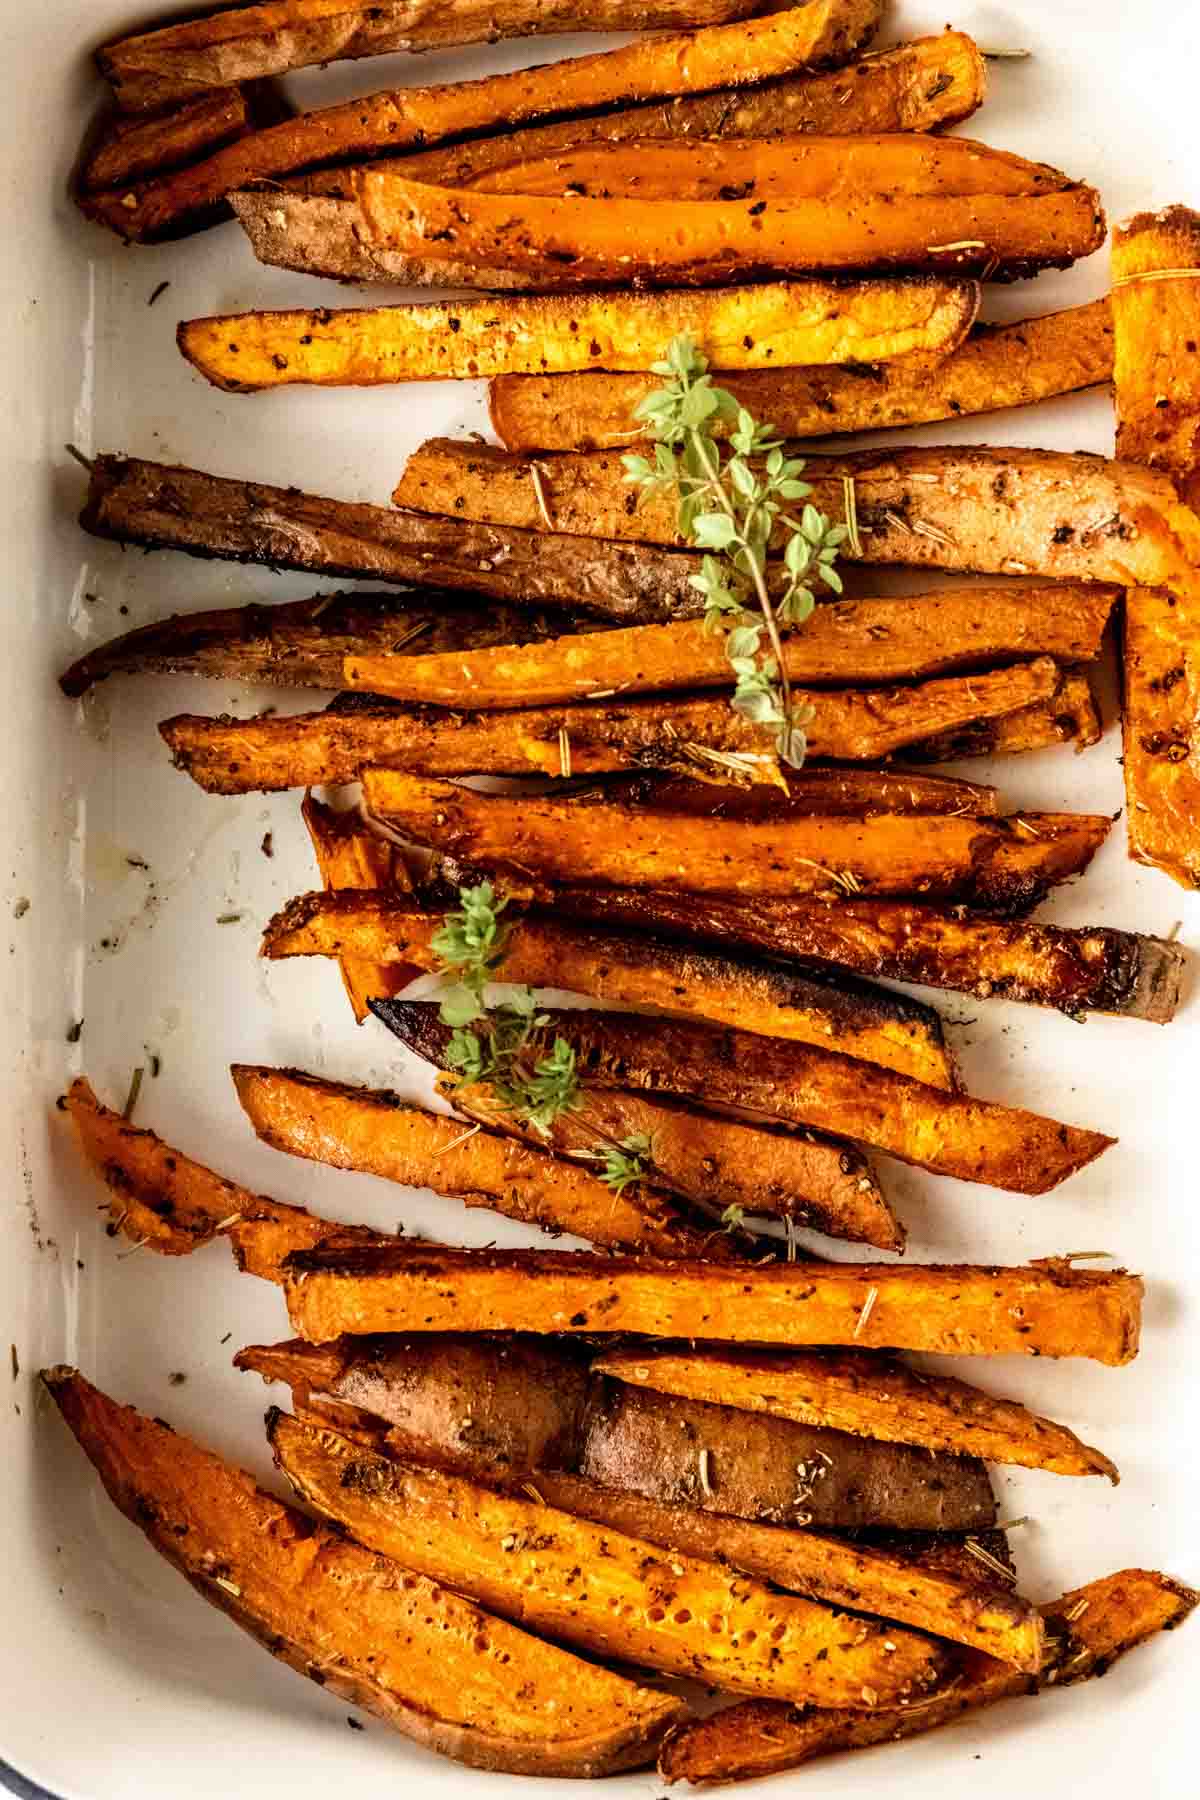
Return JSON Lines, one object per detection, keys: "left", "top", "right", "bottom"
{"left": 622, "top": 334, "right": 847, "bottom": 770}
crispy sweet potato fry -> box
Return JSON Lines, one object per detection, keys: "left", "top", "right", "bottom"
{"left": 97, "top": 0, "right": 785, "bottom": 112}
{"left": 44, "top": 1370, "right": 681, "bottom": 1777}
{"left": 301, "top": 793, "right": 413, "bottom": 1022}
{"left": 361, "top": 775, "right": 1112, "bottom": 908}
{"left": 1113, "top": 209, "right": 1200, "bottom": 888}
{"left": 230, "top": 1062, "right": 741, "bottom": 1259}
{"left": 394, "top": 439, "right": 1200, "bottom": 584}
{"left": 659, "top": 1569, "right": 1198, "bottom": 1784}
{"left": 261, "top": 892, "right": 955, "bottom": 1086}
{"left": 79, "top": 454, "right": 708, "bottom": 625}
{"left": 492, "top": 296, "right": 1116, "bottom": 450}
{"left": 179, "top": 277, "right": 978, "bottom": 393}
{"left": 79, "top": 89, "right": 252, "bottom": 192}
{"left": 84, "top": 7, "right": 883, "bottom": 239}
{"left": 907, "top": 664, "right": 1101, "bottom": 761}
{"left": 162, "top": 662, "right": 1067, "bottom": 793}
{"left": 269, "top": 1411, "right": 948, "bottom": 1709}
{"left": 281, "top": 1238, "right": 1142, "bottom": 1362}
{"left": 594, "top": 1346, "right": 1118, "bottom": 1480}
{"left": 346, "top": 585, "right": 1115, "bottom": 708}
{"left": 550, "top": 887, "right": 1186, "bottom": 1019}
{"left": 399, "top": 1000, "right": 1112, "bottom": 1194}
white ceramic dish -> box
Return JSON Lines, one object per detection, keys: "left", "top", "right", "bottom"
{"left": 3, "top": 0, "right": 1199, "bottom": 1793}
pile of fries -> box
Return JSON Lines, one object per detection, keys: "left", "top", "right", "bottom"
{"left": 51, "top": 0, "right": 1200, "bottom": 1785}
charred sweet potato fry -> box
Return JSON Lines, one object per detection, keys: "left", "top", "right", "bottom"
{"left": 260, "top": 892, "right": 956, "bottom": 1087}
{"left": 96, "top": 0, "right": 788, "bottom": 112}
{"left": 230, "top": 1062, "right": 740, "bottom": 1259}
{"left": 360, "top": 775, "right": 1112, "bottom": 908}
{"left": 658, "top": 1569, "right": 1198, "bottom": 1784}
{"left": 179, "top": 277, "right": 978, "bottom": 392}
{"left": 162, "top": 662, "right": 1067, "bottom": 792}
{"left": 582, "top": 766, "right": 1002, "bottom": 817}
{"left": 594, "top": 1345, "right": 1118, "bottom": 1480}
{"left": 491, "top": 296, "right": 1116, "bottom": 450}
{"left": 907, "top": 664, "right": 1101, "bottom": 761}
{"left": 268, "top": 1411, "right": 949, "bottom": 1708}
{"left": 44, "top": 1370, "right": 681, "bottom": 1777}
{"left": 280, "top": 1238, "right": 1143, "bottom": 1363}
{"left": 549, "top": 887, "right": 1186, "bottom": 1019}
{"left": 79, "top": 89, "right": 252, "bottom": 192}
{"left": 1113, "top": 208, "right": 1200, "bottom": 888}
{"left": 84, "top": 7, "right": 882, "bottom": 238}
{"left": 346, "top": 585, "right": 1115, "bottom": 708}
{"left": 301, "top": 793, "right": 413, "bottom": 1022}
{"left": 78, "top": 454, "right": 708, "bottom": 625}
{"left": 402, "top": 1000, "right": 1112, "bottom": 1194}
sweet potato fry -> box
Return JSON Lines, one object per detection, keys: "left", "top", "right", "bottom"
{"left": 907, "top": 664, "right": 1101, "bottom": 761}
{"left": 658, "top": 1569, "right": 1198, "bottom": 1784}
{"left": 582, "top": 766, "right": 1002, "bottom": 817}
{"left": 260, "top": 891, "right": 956, "bottom": 1087}
{"left": 281, "top": 1239, "right": 1142, "bottom": 1362}
{"left": 97, "top": 0, "right": 786, "bottom": 112}
{"left": 79, "top": 89, "right": 252, "bottom": 192}
{"left": 268, "top": 1411, "right": 948, "bottom": 1709}
{"left": 491, "top": 296, "right": 1116, "bottom": 450}
{"left": 374, "top": 997, "right": 1112, "bottom": 1195}
{"left": 360, "top": 775, "right": 1112, "bottom": 909}
{"left": 79, "top": 454, "right": 708, "bottom": 625}
{"left": 346, "top": 585, "right": 1115, "bottom": 708}
{"left": 44, "top": 1370, "right": 681, "bottom": 1777}
{"left": 393, "top": 439, "right": 1200, "bottom": 586}
{"left": 301, "top": 793, "right": 413, "bottom": 1022}
{"left": 84, "top": 7, "right": 883, "bottom": 239}
{"left": 549, "top": 888, "right": 1186, "bottom": 1019}
{"left": 593, "top": 1346, "right": 1118, "bottom": 1480}
{"left": 1113, "top": 208, "right": 1200, "bottom": 888}
{"left": 162, "top": 662, "right": 1066, "bottom": 793}
{"left": 179, "top": 277, "right": 978, "bottom": 393}
{"left": 230, "top": 1062, "right": 742, "bottom": 1259}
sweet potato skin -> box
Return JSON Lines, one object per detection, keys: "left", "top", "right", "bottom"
{"left": 492, "top": 297, "right": 1116, "bottom": 450}
{"left": 179, "top": 277, "right": 978, "bottom": 392}
{"left": 44, "top": 1369, "right": 680, "bottom": 1776}
{"left": 282, "top": 1238, "right": 1144, "bottom": 1364}
{"left": 594, "top": 1346, "right": 1118, "bottom": 1480}
{"left": 260, "top": 892, "right": 956, "bottom": 1088}
{"left": 269, "top": 1411, "right": 948, "bottom": 1709}
{"left": 582, "top": 766, "right": 1001, "bottom": 818}
{"left": 79, "top": 89, "right": 252, "bottom": 191}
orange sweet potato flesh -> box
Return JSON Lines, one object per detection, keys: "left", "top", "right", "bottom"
{"left": 230, "top": 1062, "right": 742, "bottom": 1259}
{"left": 302, "top": 793, "right": 412, "bottom": 1023}
{"left": 594, "top": 1346, "right": 1118, "bottom": 1480}
{"left": 79, "top": 89, "right": 252, "bottom": 192}
{"left": 96, "top": 0, "right": 782, "bottom": 112}
{"left": 658, "top": 1568, "right": 1198, "bottom": 1784}
{"left": 268, "top": 1411, "right": 949, "bottom": 1710}
{"left": 360, "top": 774, "right": 1112, "bottom": 909}
{"left": 280, "top": 1239, "right": 1143, "bottom": 1363}
{"left": 260, "top": 892, "right": 956, "bottom": 1088}
{"left": 83, "top": 6, "right": 882, "bottom": 239}
{"left": 162, "top": 661, "right": 1067, "bottom": 792}
{"left": 347, "top": 585, "right": 1115, "bottom": 708}
{"left": 907, "top": 664, "right": 1100, "bottom": 761}
{"left": 1113, "top": 209, "right": 1200, "bottom": 889}
{"left": 491, "top": 296, "right": 1116, "bottom": 450}
{"left": 43, "top": 1369, "right": 681, "bottom": 1777}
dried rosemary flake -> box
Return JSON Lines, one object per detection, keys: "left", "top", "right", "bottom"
{"left": 557, "top": 725, "right": 572, "bottom": 779}
{"left": 530, "top": 463, "right": 555, "bottom": 530}
{"left": 212, "top": 1576, "right": 242, "bottom": 1597}
{"left": 963, "top": 1537, "right": 1014, "bottom": 1581}
{"left": 852, "top": 1286, "right": 879, "bottom": 1339}
{"left": 698, "top": 1447, "right": 714, "bottom": 1498}
{"left": 432, "top": 1121, "right": 482, "bottom": 1157}
{"left": 122, "top": 1065, "right": 145, "bottom": 1120}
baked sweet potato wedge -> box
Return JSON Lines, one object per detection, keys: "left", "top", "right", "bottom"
{"left": 360, "top": 775, "right": 1112, "bottom": 908}
{"left": 906, "top": 664, "right": 1101, "bottom": 761}
{"left": 1113, "top": 208, "right": 1200, "bottom": 888}
{"left": 44, "top": 1369, "right": 682, "bottom": 1777}
{"left": 179, "top": 277, "right": 978, "bottom": 393}
{"left": 658, "top": 1568, "right": 1198, "bottom": 1784}
{"left": 96, "top": 0, "right": 786, "bottom": 112}
{"left": 301, "top": 793, "right": 413, "bottom": 1022}
{"left": 491, "top": 296, "right": 1116, "bottom": 450}
{"left": 260, "top": 892, "right": 957, "bottom": 1087}
{"left": 550, "top": 887, "right": 1186, "bottom": 1019}
{"left": 346, "top": 585, "right": 1115, "bottom": 708}
{"left": 84, "top": 6, "right": 882, "bottom": 239}
{"left": 79, "top": 89, "right": 252, "bottom": 192}
{"left": 594, "top": 1346, "right": 1118, "bottom": 1480}
{"left": 268, "top": 1410, "right": 949, "bottom": 1708}
{"left": 163, "top": 662, "right": 1068, "bottom": 792}
{"left": 280, "top": 1238, "right": 1143, "bottom": 1363}
{"left": 230, "top": 1062, "right": 742, "bottom": 1259}
{"left": 393, "top": 440, "right": 1200, "bottom": 586}
{"left": 78, "top": 454, "right": 708, "bottom": 625}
